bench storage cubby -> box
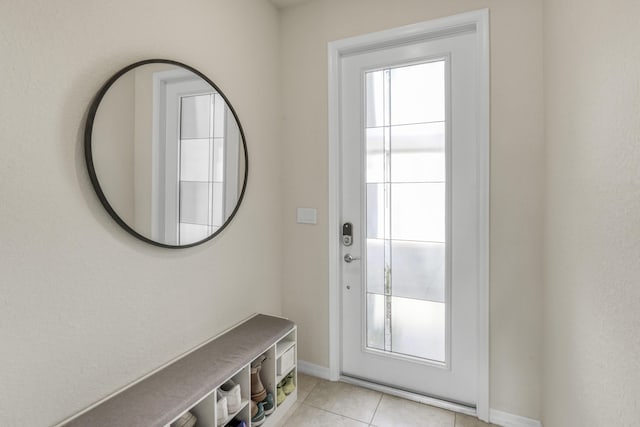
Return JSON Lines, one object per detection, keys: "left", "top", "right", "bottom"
{"left": 62, "top": 314, "right": 297, "bottom": 427}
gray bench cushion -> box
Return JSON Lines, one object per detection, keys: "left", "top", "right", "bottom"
{"left": 63, "top": 314, "right": 295, "bottom": 427}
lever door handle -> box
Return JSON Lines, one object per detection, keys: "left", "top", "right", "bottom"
{"left": 344, "top": 254, "right": 361, "bottom": 263}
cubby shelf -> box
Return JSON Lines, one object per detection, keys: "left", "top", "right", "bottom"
{"left": 276, "top": 340, "right": 296, "bottom": 358}
{"left": 61, "top": 314, "right": 297, "bottom": 427}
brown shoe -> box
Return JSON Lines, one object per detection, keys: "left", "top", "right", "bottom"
{"left": 251, "top": 354, "right": 267, "bottom": 402}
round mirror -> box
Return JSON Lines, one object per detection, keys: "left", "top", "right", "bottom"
{"left": 85, "top": 59, "right": 248, "bottom": 248}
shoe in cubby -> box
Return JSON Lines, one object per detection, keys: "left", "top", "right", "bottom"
{"left": 170, "top": 411, "right": 197, "bottom": 427}
{"left": 282, "top": 372, "right": 296, "bottom": 395}
{"left": 250, "top": 400, "right": 265, "bottom": 426}
{"left": 260, "top": 392, "right": 274, "bottom": 416}
{"left": 250, "top": 354, "right": 267, "bottom": 403}
{"left": 276, "top": 384, "right": 286, "bottom": 406}
{"left": 219, "top": 380, "right": 242, "bottom": 413}
{"left": 216, "top": 394, "right": 229, "bottom": 425}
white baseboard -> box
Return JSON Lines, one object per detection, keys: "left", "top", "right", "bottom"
{"left": 297, "top": 360, "right": 331, "bottom": 380}
{"left": 490, "top": 409, "right": 543, "bottom": 427}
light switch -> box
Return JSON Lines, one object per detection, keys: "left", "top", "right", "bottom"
{"left": 297, "top": 207, "right": 317, "bottom": 224}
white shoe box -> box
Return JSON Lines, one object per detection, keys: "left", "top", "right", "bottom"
{"left": 277, "top": 346, "right": 295, "bottom": 376}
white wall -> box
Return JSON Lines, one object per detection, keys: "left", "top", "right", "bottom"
{"left": 279, "top": 0, "right": 544, "bottom": 420}
{"left": 543, "top": 1, "right": 640, "bottom": 426}
{"left": 0, "top": 1, "right": 282, "bottom": 425}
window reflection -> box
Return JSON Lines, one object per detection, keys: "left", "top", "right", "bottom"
{"left": 89, "top": 61, "right": 247, "bottom": 248}
{"left": 178, "top": 93, "right": 226, "bottom": 245}
{"left": 149, "top": 68, "right": 242, "bottom": 246}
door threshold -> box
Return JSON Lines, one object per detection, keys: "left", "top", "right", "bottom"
{"left": 339, "top": 375, "right": 477, "bottom": 417}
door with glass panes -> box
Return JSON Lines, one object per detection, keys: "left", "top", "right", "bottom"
{"left": 340, "top": 29, "right": 481, "bottom": 406}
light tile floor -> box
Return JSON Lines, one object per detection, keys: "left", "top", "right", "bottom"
{"left": 274, "top": 373, "right": 499, "bottom": 427}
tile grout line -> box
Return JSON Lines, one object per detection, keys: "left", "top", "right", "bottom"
{"left": 300, "top": 401, "right": 356, "bottom": 422}
{"left": 297, "top": 401, "right": 370, "bottom": 425}
{"left": 368, "top": 393, "right": 384, "bottom": 426}
{"left": 279, "top": 376, "right": 320, "bottom": 426}
{"left": 298, "top": 376, "right": 493, "bottom": 427}
{"left": 298, "top": 377, "right": 388, "bottom": 426}
{"left": 298, "top": 378, "right": 320, "bottom": 404}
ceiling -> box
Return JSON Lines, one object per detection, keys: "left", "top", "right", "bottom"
{"left": 269, "top": 0, "right": 314, "bottom": 9}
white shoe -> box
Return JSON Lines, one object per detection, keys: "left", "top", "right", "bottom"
{"left": 216, "top": 393, "right": 229, "bottom": 425}
{"left": 171, "top": 411, "right": 197, "bottom": 427}
{"left": 219, "top": 380, "right": 242, "bottom": 413}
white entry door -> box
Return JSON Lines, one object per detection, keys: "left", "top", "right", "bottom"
{"left": 338, "top": 18, "right": 488, "bottom": 407}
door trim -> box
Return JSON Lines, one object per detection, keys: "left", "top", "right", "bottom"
{"left": 327, "top": 9, "right": 490, "bottom": 421}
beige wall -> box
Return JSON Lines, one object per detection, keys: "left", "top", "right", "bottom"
{"left": 280, "top": 0, "right": 544, "bottom": 420}
{"left": 0, "top": 1, "right": 281, "bottom": 425}
{"left": 543, "top": 1, "right": 640, "bottom": 426}
{"left": 11, "top": 1, "right": 640, "bottom": 425}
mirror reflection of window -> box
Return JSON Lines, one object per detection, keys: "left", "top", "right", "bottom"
{"left": 89, "top": 61, "right": 246, "bottom": 248}
{"left": 179, "top": 93, "right": 226, "bottom": 245}
{"left": 151, "top": 69, "right": 241, "bottom": 246}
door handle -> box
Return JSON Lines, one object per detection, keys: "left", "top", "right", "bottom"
{"left": 344, "top": 254, "right": 361, "bottom": 263}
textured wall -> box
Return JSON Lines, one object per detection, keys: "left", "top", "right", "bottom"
{"left": 279, "top": 0, "right": 544, "bottom": 420}
{"left": 543, "top": 1, "right": 640, "bottom": 426}
{"left": 0, "top": 1, "right": 282, "bottom": 425}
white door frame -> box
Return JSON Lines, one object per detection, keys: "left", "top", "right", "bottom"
{"left": 327, "top": 9, "right": 490, "bottom": 421}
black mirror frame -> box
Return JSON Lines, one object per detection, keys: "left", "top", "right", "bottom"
{"left": 84, "top": 59, "right": 249, "bottom": 249}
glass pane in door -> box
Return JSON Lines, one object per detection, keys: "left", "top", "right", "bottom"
{"left": 364, "top": 60, "right": 447, "bottom": 363}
